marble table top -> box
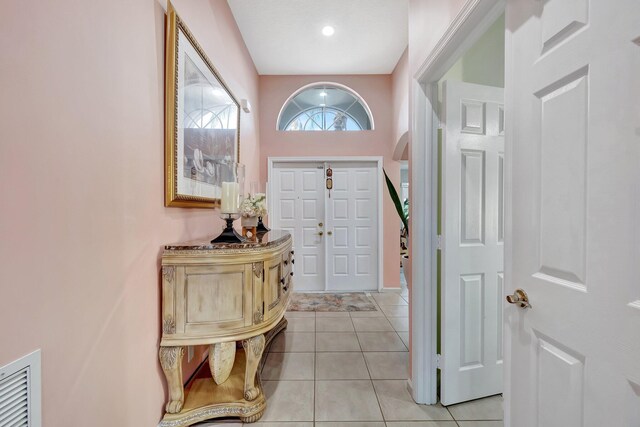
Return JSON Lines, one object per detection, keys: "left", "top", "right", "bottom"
{"left": 164, "top": 229, "right": 291, "bottom": 252}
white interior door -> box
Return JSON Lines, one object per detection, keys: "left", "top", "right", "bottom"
{"left": 270, "top": 159, "right": 380, "bottom": 292}
{"left": 272, "top": 163, "right": 325, "bottom": 291}
{"left": 326, "top": 162, "right": 379, "bottom": 291}
{"left": 506, "top": 1, "right": 640, "bottom": 426}
{"left": 441, "top": 81, "right": 504, "bottom": 405}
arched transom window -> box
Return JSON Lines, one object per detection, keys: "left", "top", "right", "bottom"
{"left": 278, "top": 83, "right": 373, "bottom": 131}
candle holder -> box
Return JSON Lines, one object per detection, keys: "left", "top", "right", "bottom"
{"left": 211, "top": 213, "right": 244, "bottom": 244}
{"left": 256, "top": 216, "right": 270, "bottom": 234}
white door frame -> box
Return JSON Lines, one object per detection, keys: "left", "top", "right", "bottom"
{"left": 268, "top": 156, "right": 385, "bottom": 292}
{"left": 409, "top": 0, "right": 505, "bottom": 406}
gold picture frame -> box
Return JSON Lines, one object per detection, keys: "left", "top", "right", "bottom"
{"left": 165, "top": 1, "right": 241, "bottom": 208}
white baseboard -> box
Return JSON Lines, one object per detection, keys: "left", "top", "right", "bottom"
{"left": 381, "top": 286, "right": 404, "bottom": 293}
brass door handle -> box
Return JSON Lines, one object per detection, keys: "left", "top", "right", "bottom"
{"left": 506, "top": 289, "right": 531, "bottom": 309}
{"left": 318, "top": 231, "right": 324, "bottom": 236}
{"left": 327, "top": 231, "right": 333, "bottom": 236}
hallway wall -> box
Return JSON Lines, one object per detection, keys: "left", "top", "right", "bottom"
{"left": 392, "top": 48, "right": 410, "bottom": 155}
{"left": 259, "top": 74, "right": 402, "bottom": 288}
{"left": 0, "top": 0, "right": 260, "bottom": 426}
{"left": 439, "top": 13, "right": 505, "bottom": 89}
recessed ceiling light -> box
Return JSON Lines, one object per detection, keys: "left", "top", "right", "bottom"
{"left": 322, "top": 26, "right": 335, "bottom": 37}
{"left": 319, "top": 91, "right": 327, "bottom": 97}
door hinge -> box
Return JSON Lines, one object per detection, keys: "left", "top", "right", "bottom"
{"left": 436, "top": 353, "right": 442, "bottom": 369}
{"left": 436, "top": 235, "right": 443, "bottom": 250}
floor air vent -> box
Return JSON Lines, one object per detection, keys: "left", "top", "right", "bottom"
{"left": 0, "top": 350, "right": 41, "bottom": 427}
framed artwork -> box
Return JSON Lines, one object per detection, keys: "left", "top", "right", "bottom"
{"left": 165, "top": 1, "right": 240, "bottom": 208}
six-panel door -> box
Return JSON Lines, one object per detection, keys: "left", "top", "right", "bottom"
{"left": 507, "top": 0, "right": 640, "bottom": 425}
{"left": 441, "top": 81, "right": 504, "bottom": 405}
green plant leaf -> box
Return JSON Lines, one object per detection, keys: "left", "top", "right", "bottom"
{"left": 383, "top": 168, "right": 409, "bottom": 233}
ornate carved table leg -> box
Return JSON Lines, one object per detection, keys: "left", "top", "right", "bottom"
{"left": 159, "top": 346, "right": 185, "bottom": 413}
{"left": 242, "top": 334, "right": 265, "bottom": 401}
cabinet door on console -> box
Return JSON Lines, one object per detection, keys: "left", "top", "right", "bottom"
{"left": 176, "top": 264, "right": 253, "bottom": 335}
{"left": 264, "top": 255, "right": 285, "bottom": 320}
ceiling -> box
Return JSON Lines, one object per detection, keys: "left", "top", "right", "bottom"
{"left": 227, "top": 0, "right": 408, "bottom": 75}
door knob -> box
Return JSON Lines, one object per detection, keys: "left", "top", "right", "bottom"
{"left": 318, "top": 231, "right": 324, "bottom": 236}
{"left": 318, "top": 222, "right": 324, "bottom": 227}
{"left": 327, "top": 231, "right": 333, "bottom": 236}
{"left": 506, "top": 289, "right": 531, "bottom": 309}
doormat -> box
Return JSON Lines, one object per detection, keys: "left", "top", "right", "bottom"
{"left": 288, "top": 292, "right": 377, "bottom": 312}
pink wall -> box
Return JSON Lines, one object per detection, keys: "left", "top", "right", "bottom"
{"left": 259, "top": 75, "right": 402, "bottom": 288}
{"left": 391, "top": 48, "right": 410, "bottom": 152}
{"left": 0, "top": 1, "right": 259, "bottom": 426}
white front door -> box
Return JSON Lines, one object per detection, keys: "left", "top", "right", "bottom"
{"left": 506, "top": 1, "right": 640, "bottom": 426}
{"left": 272, "top": 163, "right": 325, "bottom": 291}
{"left": 441, "top": 81, "right": 504, "bottom": 405}
{"left": 326, "top": 162, "right": 379, "bottom": 291}
{"left": 270, "top": 160, "right": 380, "bottom": 292}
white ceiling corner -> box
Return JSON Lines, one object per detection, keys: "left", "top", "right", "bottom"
{"left": 227, "top": 0, "right": 408, "bottom": 75}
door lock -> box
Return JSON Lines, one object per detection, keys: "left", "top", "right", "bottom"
{"left": 506, "top": 288, "right": 531, "bottom": 309}
{"left": 318, "top": 222, "right": 323, "bottom": 227}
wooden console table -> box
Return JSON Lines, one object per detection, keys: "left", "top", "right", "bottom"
{"left": 158, "top": 230, "right": 293, "bottom": 426}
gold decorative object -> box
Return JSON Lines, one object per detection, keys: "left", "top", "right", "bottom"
{"left": 326, "top": 165, "right": 333, "bottom": 197}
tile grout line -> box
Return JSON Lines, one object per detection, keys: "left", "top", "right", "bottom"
{"left": 351, "top": 313, "right": 388, "bottom": 423}
{"left": 313, "top": 312, "right": 316, "bottom": 423}
{"left": 444, "top": 405, "right": 459, "bottom": 426}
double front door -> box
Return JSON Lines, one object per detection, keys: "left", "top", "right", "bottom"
{"left": 271, "top": 160, "right": 379, "bottom": 292}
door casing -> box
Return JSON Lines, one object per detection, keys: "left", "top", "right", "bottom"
{"left": 268, "top": 156, "right": 385, "bottom": 292}
{"left": 410, "top": 0, "right": 506, "bottom": 408}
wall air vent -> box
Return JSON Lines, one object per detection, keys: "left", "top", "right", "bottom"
{"left": 0, "top": 350, "right": 41, "bottom": 427}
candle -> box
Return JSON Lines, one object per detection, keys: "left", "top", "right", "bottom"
{"left": 221, "top": 181, "right": 239, "bottom": 214}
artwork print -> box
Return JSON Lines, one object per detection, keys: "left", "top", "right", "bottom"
{"left": 165, "top": 4, "right": 240, "bottom": 208}
{"left": 181, "top": 54, "right": 237, "bottom": 188}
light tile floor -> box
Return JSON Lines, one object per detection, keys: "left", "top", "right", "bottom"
{"left": 197, "top": 290, "right": 503, "bottom": 426}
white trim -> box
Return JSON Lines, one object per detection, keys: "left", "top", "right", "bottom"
{"left": 392, "top": 131, "right": 409, "bottom": 161}
{"left": 502, "top": 11, "right": 514, "bottom": 425}
{"left": 414, "top": 0, "right": 505, "bottom": 81}
{"left": 409, "top": 0, "right": 505, "bottom": 405}
{"left": 274, "top": 82, "right": 376, "bottom": 131}
{"left": 268, "top": 156, "right": 384, "bottom": 292}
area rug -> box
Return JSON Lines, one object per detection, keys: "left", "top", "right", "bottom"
{"left": 288, "top": 292, "right": 377, "bottom": 312}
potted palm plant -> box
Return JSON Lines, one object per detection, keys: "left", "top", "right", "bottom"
{"left": 384, "top": 169, "right": 411, "bottom": 287}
